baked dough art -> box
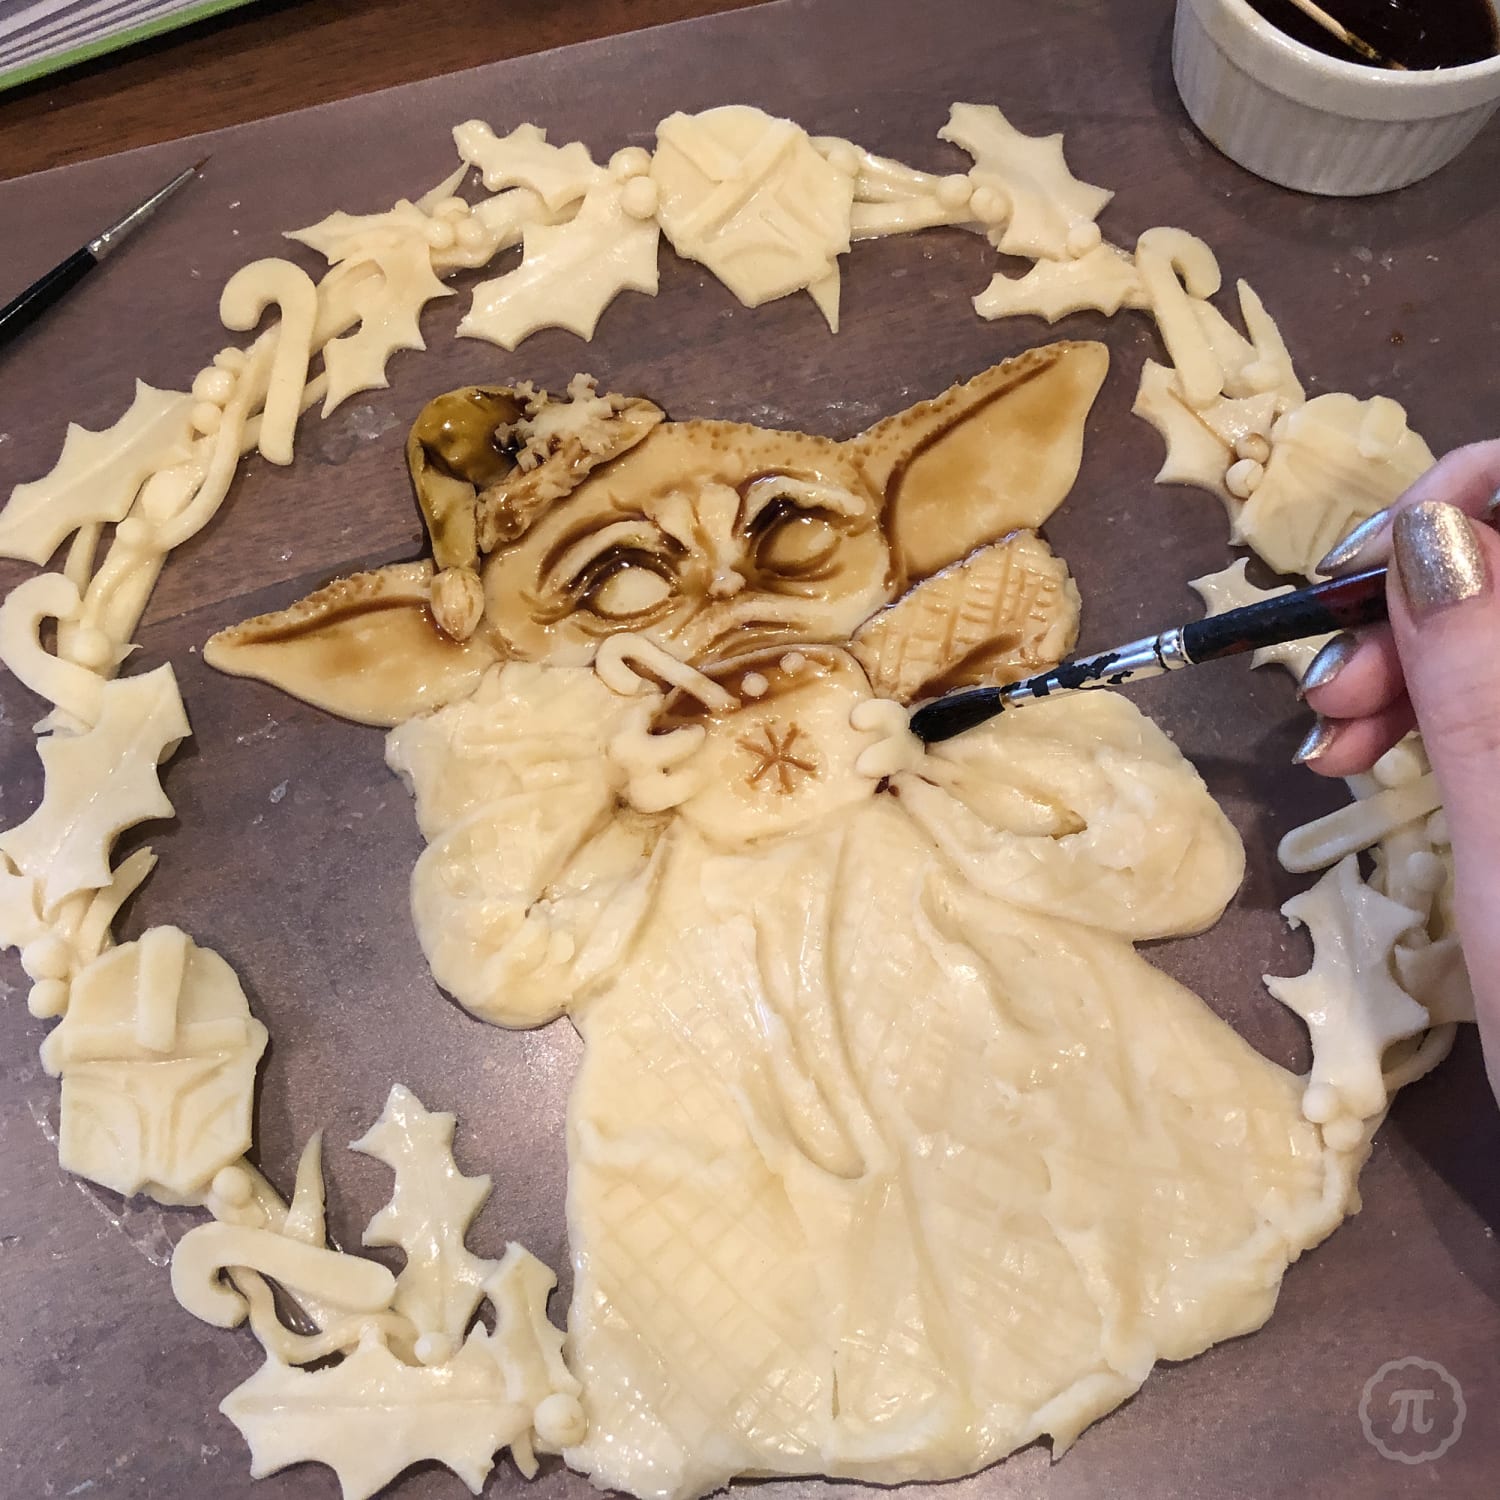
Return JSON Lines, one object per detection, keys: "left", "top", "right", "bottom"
{"left": 0, "top": 95, "right": 1466, "bottom": 1500}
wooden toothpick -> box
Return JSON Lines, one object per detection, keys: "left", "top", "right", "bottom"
{"left": 1281, "top": 0, "right": 1408, "bottom": 70}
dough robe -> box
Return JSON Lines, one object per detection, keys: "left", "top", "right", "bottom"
{"left": 388, "top": 663, "right": 1357, "bottom": 1500}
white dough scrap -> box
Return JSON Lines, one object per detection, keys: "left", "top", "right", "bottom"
{"left": 652, "top": 106, "right": 854, "bottom": 328}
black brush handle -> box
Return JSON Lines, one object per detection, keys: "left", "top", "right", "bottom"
{"left": 1181, "top": 566, "right": 1389, "bottom": 664}
{"left": 0, "top": 247, "right": 95, "bottom": 351}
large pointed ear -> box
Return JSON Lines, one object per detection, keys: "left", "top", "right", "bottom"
{"left": 204, "top": 562, "right": 499, "bottom": 727}
{"left": 851, "top": 341, "right": 1107, "bottom": 581}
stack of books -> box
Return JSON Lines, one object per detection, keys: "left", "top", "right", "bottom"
{"left": 0, "top": 0, "right": 256, "bottom": 93}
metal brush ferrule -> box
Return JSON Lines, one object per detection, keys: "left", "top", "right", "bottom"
{"left": 998, "top": 627, "right": 1191, "bottom": 709}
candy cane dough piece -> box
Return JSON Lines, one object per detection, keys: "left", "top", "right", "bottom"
{"left": 1279, "top": 774, "right": 1443, "bottom": 874}
{"left": 0, "top": 574, "right": 103, "bottom": 726}
{"left": 594, "top": 632, "right": 739, "bottom": 713}
{"left": 1136, "top": 227, "right": 1224, "bottom": 410}
{"left": 171, "top": 1220, "right": 396, "bottom": 1329}
{"left": 219, "top": 259, "right": 318, "bottom": 466}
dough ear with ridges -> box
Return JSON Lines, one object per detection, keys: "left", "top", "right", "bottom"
{"left": 204, "top": 562, "right": 498, "bottom": 727}
{"left": 849, "top": 340, "right": 1107, "bottom": 582}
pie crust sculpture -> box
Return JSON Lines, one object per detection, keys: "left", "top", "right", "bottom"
{"left": 217, "top": 353, "right": 1357, "bottom": 1498}
{"left": 0, "top": 93, "right": 1468, "bottom": 1500}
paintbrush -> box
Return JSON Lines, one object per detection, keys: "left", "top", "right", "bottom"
{"left": 0, "top": 157, "right": 208, "bottom": 352}
{"left": 909, "top": 563, "right": 1390, "bottom": 744}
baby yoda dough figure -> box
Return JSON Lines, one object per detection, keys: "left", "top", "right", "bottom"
{"left": 207, "top": 345, "right": 1361, "bottom": 1500}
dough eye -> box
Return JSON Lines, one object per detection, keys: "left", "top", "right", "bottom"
{"left": 755, "top": 511, "right": 842, "bottom": 577}
{"left": 586, "top": 560, "right": 675, "bottom": 620}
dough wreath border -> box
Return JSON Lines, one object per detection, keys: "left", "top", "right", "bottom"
{"left": 0, "top": 98, "right": 1468, "bottom": 1499}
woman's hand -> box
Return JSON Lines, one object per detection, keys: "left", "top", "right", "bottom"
{"left": 1298, "top": 438, "right": 1500, "bottom": 1099}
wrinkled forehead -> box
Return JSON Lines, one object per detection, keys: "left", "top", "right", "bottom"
{"left": 504, "top": 419, "right": 878, "bottom": 553}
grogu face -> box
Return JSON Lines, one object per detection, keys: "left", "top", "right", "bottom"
{"left": 204, "top": 340, "right": 1107, "bottom": 722}
{"left": 481, "top": 424, "right": 892, "bottom": 667}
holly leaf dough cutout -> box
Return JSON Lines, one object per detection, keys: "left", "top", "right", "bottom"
{"left": 286, "top": 204, "right": 454, "bottom": 411}
{"left": 1396, "top": 934, "right": 1474, "bottom": 1025}
{"left": 352, "top": 1083, "right": 500, "bottom": 1348}
{"left": 975, "top": 242, "right": 1146, "bottom": 322}
{"left": 483, "top": 1245, "right": 580, "bottom": 1413}
{"left": 453, "top": 120, "right": 604, "bottom": 212}
{"left": 939, "top": 102, "right": 1112, "bottom": 260}
{"left": 458, "top": 182, "right": 659, "bottom": 350}
{"left": 0, "top": 665, "right": 190, "bottom": 912}
{"left": 1265, "top": 854, "right": 1428, "bottom": 1125}
{"left": 1189, "top": 558, "right": 1332, "bottom": 679}
{"left": 1132, "top": 359, "right": 1233, "bottom": 506}
{"left": 0, "top": 382, "right": 195, "bottom": 565}
{"left": 221, "top": 1328, "right": 528, "bottom": 1500}
{"left": 0, "top": 853, "right": 45, "bottom": 953}
{"left": 286, "top": 199, "right": 433, "bottom": 263}
{"left": 321, "top": 238, "right": 452, "bottom": 411}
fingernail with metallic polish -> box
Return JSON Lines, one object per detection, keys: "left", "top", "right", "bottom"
{"left": 1316, "top": 506, "right": 1392, "bottom": 577}
{"left": 1298, "top": 632, "right": 1359, "bottom": 697}
{"left": 1293, "top": 717, "right": 1338, "bottom": 766}
{"left": 1482, "top": 486, "right": 1500, "bottom": 525}
{"left": 1392, "top": 501, "right": 1490, "bottom": 618}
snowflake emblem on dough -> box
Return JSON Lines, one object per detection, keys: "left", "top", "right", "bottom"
{"left": 652, "top": 105, "right": 854, "bottom": 328}
{"left": 737, "top": 721, "right": 819, "bottom": 794}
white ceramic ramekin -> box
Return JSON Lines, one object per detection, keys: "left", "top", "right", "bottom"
{"left": 1173, "top": 0, "right": 1500, "bottom": 194}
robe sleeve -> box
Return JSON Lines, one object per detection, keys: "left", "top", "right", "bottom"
{"left": 896, "top": 691, "right": 1245, "bottom": 940}
{"left": 386, "top": 662, "right": 662, "bottom": 1027}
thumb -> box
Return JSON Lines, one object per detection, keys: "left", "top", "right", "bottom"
{"left": 1389, "top": 500, "right": 1500, "bottom": 1098}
